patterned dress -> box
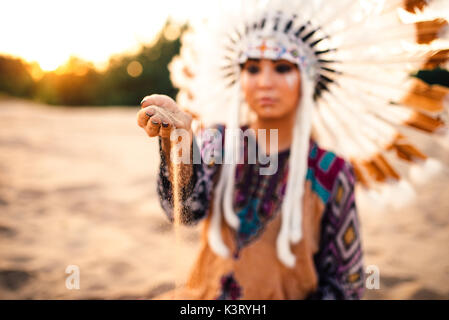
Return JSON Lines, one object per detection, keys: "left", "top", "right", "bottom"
{"left": 156, "top": 124, "right": 364, "bottom": 300}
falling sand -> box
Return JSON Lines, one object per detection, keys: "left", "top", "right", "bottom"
{"left": 169, "top": 130, "right": 194, "bottom": 300}
{"left": 171, "top": 155, "right": 182, "bottom": 300}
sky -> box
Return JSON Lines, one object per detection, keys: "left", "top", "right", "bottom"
{"left": 0, "top": 0, "right": 212, "bottom": 71}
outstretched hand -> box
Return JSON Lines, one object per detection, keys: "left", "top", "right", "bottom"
{"left": 137, "top": 94, "right": 193, "bottom": 139}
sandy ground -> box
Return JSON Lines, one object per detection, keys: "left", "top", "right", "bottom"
{"left": 0, "top": 97, "right": 448, "bottom": 300}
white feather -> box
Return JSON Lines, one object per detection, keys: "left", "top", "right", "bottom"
{"left": 379, "top": 179, "right": 417, "bottom": 210}
{"left": 408, "top": 158, "right": 446, "bottom": 185}
{"left": 289, "top": 78, "right": 314, "bottom": 244}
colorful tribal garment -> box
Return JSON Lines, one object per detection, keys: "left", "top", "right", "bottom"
{"left": 157, "top": 125, "right": 364, "bottom": 299}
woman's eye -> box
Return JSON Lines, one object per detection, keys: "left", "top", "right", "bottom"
{"left": 275, "top": 64, "right": 292, "bottom": 73}
{"left": 246, "top": 65, "right": 260, "bottom": 74}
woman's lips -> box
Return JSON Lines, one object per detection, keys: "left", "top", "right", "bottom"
{"left": 259, "top": 97, "right": 277, "bottom": 105}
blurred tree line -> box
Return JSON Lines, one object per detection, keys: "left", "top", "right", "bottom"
{"left": 0, "top": 19, "right": 448, "bottom": 106}
{"left": 0, "top": 21, "right": 184, "bottom": 106}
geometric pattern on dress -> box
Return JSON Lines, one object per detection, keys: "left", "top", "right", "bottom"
{"left": 336, "top": 207, "right": 360, "bottom": 262}
{"left": 311, "top": 161, "right": 365, "bottom": 299}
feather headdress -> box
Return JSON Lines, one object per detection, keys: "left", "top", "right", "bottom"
{"left": 168, "top": 0, "right": 449, "bottom": 268}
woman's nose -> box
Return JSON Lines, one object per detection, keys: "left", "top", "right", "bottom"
{"left": 257, "top": 65, "right": 274, "bottom": 88}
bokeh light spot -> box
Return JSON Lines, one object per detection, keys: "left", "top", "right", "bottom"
{"left": 127, "top": 60, "right": 143, "bottom": 77}
{"left": 163, "top": 23, "right": 181, "bottom": 41}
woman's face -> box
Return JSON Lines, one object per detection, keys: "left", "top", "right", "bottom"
{"left": 240, "top": 59, "right": 301, "bottom": 120}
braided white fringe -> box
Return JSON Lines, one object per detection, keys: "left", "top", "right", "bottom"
{"left": 277, "top": 77, "right": 315, "bottom": 268}
{"left": 207, "top": 86, "right": 242, "bottom": 258}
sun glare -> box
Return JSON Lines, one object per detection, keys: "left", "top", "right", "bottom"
{"left": 36, "top": 55, "right": 68, "bottom": 72}
{"left": 0, "top": 0, "right": 235, "bottom": 73}
{"left": 0, "top": 0, "right": 179, "bottom": 72}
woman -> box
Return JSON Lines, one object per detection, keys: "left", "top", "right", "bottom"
{"left": 137, "top": 58, "right": 364, "bottom": 299}
{"left": 137, "top": 1, "right": 448, "bottom": 299}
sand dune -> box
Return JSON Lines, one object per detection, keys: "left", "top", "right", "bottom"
{"left": 0, "top": 97, "right": 448, "bottom": 299}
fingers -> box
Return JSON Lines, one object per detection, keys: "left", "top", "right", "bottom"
{"left": 137, "top": 106, "right": 155, "bottom": 128}
{"left": 139, "top": 104, "right": 184, "bottom": 129}
{"left": 142, "top": 110, "right": 175, "bottom": 138}
{"left": 139, "top": 94, "right": 193, "bottom": 131}
{"left": 145, "top": 115, "right": 161, "bottom": 137}
{"left": 156, "top": 107, "right": 185, "bottom": 129}
{"left": 140, "top": 94, "right": 177, "bottom": 112}
{"left": 138, "top": 94, "right": 191, "bottom": 139}
{"left": 137, "top": 105, "right": 175, "bottom": 138}
{"left": 160, "top": 120, "right": 175, "bottom": 139}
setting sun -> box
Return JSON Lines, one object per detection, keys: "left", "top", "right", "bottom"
{"left": 34, "top": 54, "right": 68, "bottom": 72}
